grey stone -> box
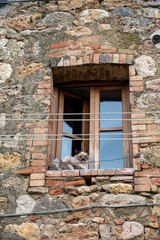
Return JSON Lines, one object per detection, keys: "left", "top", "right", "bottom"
{"left": 122, "top": 17, "right": 153, "bottom": 32}
{"left": 114, "top": 7, "right": 134, "bottom": 17}
{"left": 42, "top": 12, "right": 74, "bottom": 28}
{"left": 136, "top": 93, "right": 160, "bottom": 110}
{"left": 80, "top": 9, "right": 109, "bottom": 24}
{"left": 138, "top": 0, "right": 160, "bottom": 7}
{"left": 153, "top": 194, "right": 160, "bottom": 216}
{"left": 99, "top": 224, "right": 111, "bottom": 240}
{"left": 16, "top": 195, "right": 35, "bottom": 214}
{"left": 112, "top": 221, "right": 144, "bottom": 239}
{"left": 146, "top": 79, "right": 160, "bottom": 92}
{"left": 0, "top": 63, "right": 13, "bottom": 83}
{"left": 101, "top": 194, "right": 146, "bottom": 205}
{"left": 143, "top": 8, "right": 160, "bottom": 18}
{"left": 135, "top": 55, "right": 157, "bottom": 77}
{"left": 0, "top": 5, "right": 16, "bottom": 17}
{"left": 44, "top": 224, "right": 55, "bottom": 238}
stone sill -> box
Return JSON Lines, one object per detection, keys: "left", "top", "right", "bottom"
{"left": 46, "top": 168, "right": 134, "bottom": 177}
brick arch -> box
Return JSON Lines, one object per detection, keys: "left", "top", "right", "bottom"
{"left": 51, "top": 53, "right": 134, "bottom": 68}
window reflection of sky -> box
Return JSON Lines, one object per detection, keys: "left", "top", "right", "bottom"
{"left": 63, "top": 121, "right": 73, "bottom": 134}
{"left": 100, "top": 131, "right": 123, "bottom": 169}
{"left": 61, "top": 136, "right": 72, "bottom": 159}
{"left": 100, "top": 101, "right": 122, "bottom": 128}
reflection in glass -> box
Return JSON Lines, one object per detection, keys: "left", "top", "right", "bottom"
{"left": 61, "top": 136, "right": 72, "bottom": 159}
{"left": 100, "top": 131, "right": 123, "bottom": 169}
{"left": 100, "top": 90, "right": 122, "bottom": 128}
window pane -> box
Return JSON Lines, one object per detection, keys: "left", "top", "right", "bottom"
{"left": 63, "top": 96, "right": 83, "bottom": 135}
{"left": 100, "top": 90, "right": 122, "bottom": 128}
{"left": 100, "top": 131, "right": 123, "bottom": 169}
{"left": 61, "top": 136, "right": 72, "bottom": 159}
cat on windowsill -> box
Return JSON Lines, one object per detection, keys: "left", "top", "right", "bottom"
{"left": 49, "top": 150, "right": 89, "bottom": 171}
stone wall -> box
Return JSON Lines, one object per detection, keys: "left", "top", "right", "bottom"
{"left": 0, "top": 0, "right": 160, "bottom": 239}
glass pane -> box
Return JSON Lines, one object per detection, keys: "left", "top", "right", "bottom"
{"left": 100, "top": 131, "right": 123, "bottom": 169}
{"left": 100, "top": 90, "right": 122, "bottom": 128}
{"left": 61, "top": 136, "right": 72, "bottom": 159}
{"left": 63, "top": 96, "right": 83, "bottom": 135}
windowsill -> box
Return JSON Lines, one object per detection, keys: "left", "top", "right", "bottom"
{"left": 46, "top": 168, "right": 134, "bottom": 177}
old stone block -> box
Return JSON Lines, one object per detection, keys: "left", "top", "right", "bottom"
{"left": 72, "top": 196, "right": 90, "bottom": 218}
{"left": 101, "top": 194, "right": 146, "bottom": 205}
{"left": 135, "top": 55, "right": 157, "bottom": 77}
{"left": 0, "top": 152, "right": 21, "bottom": 170}
{"left": 0, "top": 197, "right": 8, "bottom": 209}
{"left": 16, "top": 194, "right": 35, "bottom": 214}
{"left": 4, "top": 223, "right": 40, "bottom": 240}
{"left": 0, "top": 63, "right": 13, "bottom": 83}
{"left": 146, "top": 79, "right": 160, "bottom": 92}
{"left": 99, "top": 224, "right": 111, "bottom": 240}
{"left": 80, "top": 9, "right": 109, "bottom": 24}
{"left": 102, "top": 183, "right": 133, "bottom": 193}
{"left": 42, "top": 12, "right": 74, "bottom": 28}
{"left": 6, "top": 15, "right": 31, "bottom": 31}
{"left": 112, "top": 221, "right": 144, "bottom": 239}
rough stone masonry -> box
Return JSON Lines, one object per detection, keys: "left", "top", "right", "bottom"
{"left": 0, "top": 0, "right": 160, "bottom": 239}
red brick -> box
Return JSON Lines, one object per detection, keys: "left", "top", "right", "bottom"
{"left": 49, "top": 188, "right": 64, "bottom": 195}
{"left": 134, "top": 177, "right": 150, "bottom": 185}
{"left": 119, "top": 54, "right": 127, "bottom": 64}
{"left": 51, "top": 41, "right": 77, "bottom": 48}
{"left": 30, "top": 173, "right": 45, "bottom": 180}
{"left": 95, "top": 176, "right": 110, "bottom": 180}
{"left": 93, "top": 54, "right": 99, "bottom": 64}
{"left": 130, "top": 76, "right": 143, "bottom": 81}
{"left": 65, "top": 217, "right": 75, "bottom": 223}
{"left": 134, "top": 169, "right": 160, "bottom": 177}
{"left": 130, "top": 81, "right": 143, "bottom": 86}
{"left": 132, "top": 125, "right": 146, "bottom": 131}
{"left": 48, "top": 51, "right": 65, "bottom": 58}
{"left": 34, "top": 128, "right": 48, "bottom": 134}
{"left": 25, "top": 122, "right": 48, "bottom": 128}
{"left": 46, "top": 180, "right": 63, "bottom": 187}
{"left": 134, "top": 185, "right": 150, "bottom": 192}
{"left": 147, "top": 124, "right": 157, "bottom": 130}
{"left": 83, "top": 55, "right": 90, "bottom": 64}
{"left": 70, "top": 56, "right": 77, "bottom": 66}
{"left": 46, "top": 170, "right": 62, "bottom": 177}
{"left": 33, "top": 140, "right": 47, "bottom": 146}
{"left": 98, "top": 169, "right": 115, "bottom": 175}
{"left": 104, "top": 216, "right": 110, "bottom": 224}
{"left": 131, "top": 113, "right": 145, "bottom": 119}
{"left": 130, "top": 86, "right": 144, "bottom": 92}
{"left": 64, "top": 179, "right": 86, "bottom": 186}
{"left": 129, "top": 66, "right": 136, "bottom": 76}
{"left": 29, "top": 215, "right": 41, "bottom": 221}
{"left": 80, "top": 169, "right": 98, "bottom": 176}
{"left": 141, "top": 163, "right": 150, "bottom": 169}
{"left": 13, "top": 166, "right": 46, "bottom": 175}
{"left": 151, "top": 178, "right": 160, "bottom": 186}
{"left": 133, "top": 144, "right": 139, "bottom": 157}
{"left": 149, "top": 215, "right": 158, "bottom": 222}
{"left": 62, "top": 170, "right": 79, "bottom": 177}
{"left": 116, "top": 168, "right": 134, "bottom": 175}
{"left": 31, "top": 160, "right": 46, "bottom": 166}
{"left": 32, "top": 153, "right": 46, "bottom": 159}
{"left": 30, "top": 179, "right": 45, "bottom": 187}
{"left": 114, "top": 218, "right": 124, "bottom": 225}
{"left": 101, "top": 49, "right": 117, "bottom": 54}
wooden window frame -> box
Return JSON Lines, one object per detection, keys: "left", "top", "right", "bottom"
{"left": 52, "top": 82, "right": 132, "bottom": 169}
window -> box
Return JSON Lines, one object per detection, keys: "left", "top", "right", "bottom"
{"left": 51, "top": 82, "right": 132, "bottom": 169}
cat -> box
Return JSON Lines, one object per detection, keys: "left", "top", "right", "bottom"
{"left": 49, "top": 150, "right": 89, "bottom": 171}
